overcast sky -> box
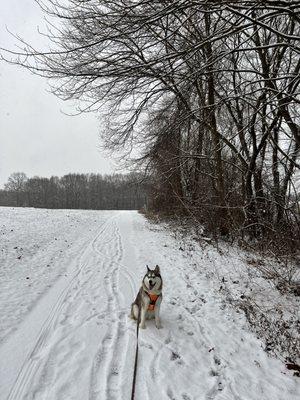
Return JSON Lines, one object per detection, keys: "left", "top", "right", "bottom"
{"left": 0, "top": 0, "right": 116, "bottom": 188}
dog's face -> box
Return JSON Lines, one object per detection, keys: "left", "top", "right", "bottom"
{"left": 143, "top": 265, "right": 162, "bottom": 292}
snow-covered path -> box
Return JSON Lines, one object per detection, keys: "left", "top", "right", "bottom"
{"left": 0, "top": 209, "right": 299, "bottom": 400}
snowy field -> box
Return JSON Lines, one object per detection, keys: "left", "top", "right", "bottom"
{"left": 0, "top": 207, "right": 299, "bottom": 400}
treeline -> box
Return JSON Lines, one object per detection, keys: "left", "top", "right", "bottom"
{"left": 4, "top": 1, "right": 300, "bottom": 252}
{"left": 0, "top": 172, "right": 147, "bottom": 210}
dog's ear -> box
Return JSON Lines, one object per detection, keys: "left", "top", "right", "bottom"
{"left": 154, "top": 265, "right": 160, "bottom": 274}
{"left": 146, "top": 265, "right": 150, "bottom": 272}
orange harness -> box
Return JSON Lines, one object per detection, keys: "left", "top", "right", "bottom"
{"left": 147, "top": 293, "right": 159, "bottom": 311}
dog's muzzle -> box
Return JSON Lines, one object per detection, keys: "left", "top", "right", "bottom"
{"left": 149, "top": 280, "right": 155, "bottom": 289}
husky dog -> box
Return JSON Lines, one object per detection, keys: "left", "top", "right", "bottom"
{"left": 130, "top": 265, "right": 163, "bottom": 329}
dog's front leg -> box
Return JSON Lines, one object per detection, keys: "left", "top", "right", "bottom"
{"left": 139, "top": 297, "right": 150, "bottom": 329}
{"left": 155, "top": 295, "right": 162, "bottom": 329}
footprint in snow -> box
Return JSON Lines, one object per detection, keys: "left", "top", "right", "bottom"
{"left": 170, "top": 351, "right": 184, "bottom": 365}
{"left": 165, "top": 336, "right": 172, "bottom": 345}
{"left": 182, "top": 394, "right": 192, "bottom": 400}
{"left": 170, "top": 351, "right": 180, "bottom": 361}
{"left": 110, "top": 366, "right": 119, "bottom": 376}
{"left": 167, "top": 387, "right": 176, "bottom": 400}
{"left": 214, "top": 356, "right": 221, "bottom": 366}
{"left": 141, "top": 342, "right": 153, "bottom": 350}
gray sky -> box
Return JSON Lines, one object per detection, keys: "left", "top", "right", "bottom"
{"left": 0, "top": 0, "right": 116, "bottom": 188}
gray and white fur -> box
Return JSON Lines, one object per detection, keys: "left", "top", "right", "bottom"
{"left": 130, "top": 265, "right": 163, "bottom": 329}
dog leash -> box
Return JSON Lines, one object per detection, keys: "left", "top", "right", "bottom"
{"left": 131, "top": 307, "right": 141, "bottom": 400}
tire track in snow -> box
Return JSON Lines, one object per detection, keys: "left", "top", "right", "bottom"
{"left": 89, "top": 220, "right": 136, "bottom": 400}
{"left": 7, "top": 215, "right": 115, "bottom": 400}
{"left": 105, "top": 224, "right": 128, "bottom": 399}
{"left": 88, "top": 220, "right": 120, "bottom": 399}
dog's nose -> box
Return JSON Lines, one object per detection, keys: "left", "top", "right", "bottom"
{"left": 149, "top": 280, "right": 153, "bottom": 286}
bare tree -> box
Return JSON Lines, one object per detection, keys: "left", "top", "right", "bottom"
{"left": 4, "top": 172, "right": 28, "bottom": 206}
{"left": 2, "top": 1, "right": 299, "bottom": 242}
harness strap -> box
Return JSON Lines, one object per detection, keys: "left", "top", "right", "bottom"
{"left": 147, "top": 293, "right": 159, "bottom": 311}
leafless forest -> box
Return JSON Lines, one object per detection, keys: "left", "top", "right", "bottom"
{"left": 0, "top": 172, "right": 147, "bottom": 209}
{"left": 2, "top": 1, "right": 300, "bottom": 254}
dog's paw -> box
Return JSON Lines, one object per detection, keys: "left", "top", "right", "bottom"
{"left": 156, "top": 322, "right": 163, "bottom": 329}
{"left": 139, "top": 323, "right": 146, "bottom": 329}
